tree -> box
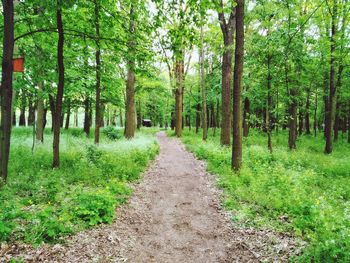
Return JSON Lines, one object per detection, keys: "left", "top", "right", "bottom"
{"left": 217, "top": 0, "right": 235, "bottom": 146}
{"left": 232, "top": 0, "right": 244, "bottom": 171}
{"left": 0, "top": 0, "right": 15, "bottom": 182}
{"left": 52, "top": 0, "right": 65, "bottom": 168}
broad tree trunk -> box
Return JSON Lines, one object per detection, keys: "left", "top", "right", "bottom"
{"left": 0, "top": 0, "right": 14, "bottom": 182}
{"left": 325, "top": 1, "right": 338, "bottom": 154}
{"left": 125, "top": 6, "right": 136, "bottom": 139}
{"left": 218, "top": 7, "right": 235, "bottom": 146}
{"left": 232, "top": 0, "right": 244, "bottom": 171}
{"left": 36, "top": 81, "right": 45, "bottom": 143}
{"left": 94, "top": 0, "right": 101, "bottom": 144}
{"left": 52, "top": 0, "right": 65, "bottom": 168}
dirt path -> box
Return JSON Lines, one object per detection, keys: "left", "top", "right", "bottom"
{"left": 3, "top": 132, "right": 300, "bottom": 262}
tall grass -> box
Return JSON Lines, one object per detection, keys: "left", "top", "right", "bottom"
{"left": 175, "top": 129, "right": 350, "bottom": 262}
{"left": 0, "top": 127, "right": 159, "bottom": 244}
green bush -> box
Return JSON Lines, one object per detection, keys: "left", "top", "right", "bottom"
{"left": 102, "top": 126, "right": 122, "bottom": 141}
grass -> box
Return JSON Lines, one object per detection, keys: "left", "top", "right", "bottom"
{"left": 172, "top": 128, "right": 350, "bottom": 263}
{"left": 0, "top": 127, "right": 159, "bottom": 245}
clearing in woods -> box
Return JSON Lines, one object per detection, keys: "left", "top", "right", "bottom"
{"left": 6, "top": 132, "right": 299, "bottom": 262}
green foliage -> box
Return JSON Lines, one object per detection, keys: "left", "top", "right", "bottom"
{"left": 177, "top": 129, "right": 350, "bottom": 262}
{"left": 0, "top": 128, "right": 158, "bottom": 244}
{"left": 102, "top": 126, "right": 122, "bottom": 141}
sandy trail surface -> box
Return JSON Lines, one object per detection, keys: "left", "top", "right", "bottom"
{"left": 2, "top": 132, "right": 300, "bottom": 262}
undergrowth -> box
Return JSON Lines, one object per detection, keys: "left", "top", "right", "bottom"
{"left": 0, "top": 127, "right": 159, "bottom": 245}
{"left": 173, "top": 128, "right": 350, "bottom": 263}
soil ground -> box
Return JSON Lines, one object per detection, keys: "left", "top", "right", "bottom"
{"left": 1, "top": 132, "right": 301, "bottom": 262}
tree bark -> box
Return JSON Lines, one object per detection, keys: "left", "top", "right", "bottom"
{"left": 19, "top": 90, "right": 26, "bottom": 126}
{"left": 64, "top": 99, "right": 70, "bottom": 129}
{"left": 325, "top": 0, "right": 337, "bottom": 154}
{"left": 232, "top": 0, "right": 244, "bottom": 171}
{"left": 52, "top": 0, "right": 65, "bottom": 168}
{"left": 200, "top": 26, "right": 207, "bottom": 141}
{"left": 94, "top": 0, "right": 101, "bottom": 144}
{"left": 175, "top": 56, "right": 184, "bottom": 137}
{"left": 36, "top": 81, "right": 45, "bottom": 142}
{"left": 267, "top": 54, "right": 272, "bottom": 153}
{"left": 218, "top": 5, "right": 235, "bottom": 146}
{"left": 83, "top": 97, "right": 90, "bottom": 136}
{"left": 0, "top": 0, "right": 14, "bottom": 182}
{"left": 28, "top": 96, "right": 35, "bottom": 126}
{"left": 305, "top": 88, "right": 311, "bottom": 134}
{"left": 125, "top": 5, "right": 136, "bottom": 139}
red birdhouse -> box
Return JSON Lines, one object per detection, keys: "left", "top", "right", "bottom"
{"left": 12, "top": 57, "right": 24, "bottom": 72}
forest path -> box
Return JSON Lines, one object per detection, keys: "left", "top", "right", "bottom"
{"left": 4, "top": 132, "right": 298, "bottom": 262}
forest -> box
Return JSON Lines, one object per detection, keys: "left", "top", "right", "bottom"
{"left": 0, "top": 0, "right": 349, "bottom": 262}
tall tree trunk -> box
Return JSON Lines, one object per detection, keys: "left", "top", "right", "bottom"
{"left": 137, "top": 100, "right": 142, "bottom": 130}
{"left": 314, "top": 87, "right": 318, "bottom": 137}
{"left": 64, "top": 100, "right": 70, "bottom": 130}
{"left": 36, "top": 81, "right": 45, "bottom": 143}
{"left": 325, "top": 0, "right": 338, "bottom": 154}
{"left": 218, "top": 7, "right": 235, "bottom": 146}
{"left": 175, "top": 56, "right": 184, "bottom": 137}
{"left": 200, "top": 26, "right": 207, "bottom": 141}
{"left": 243, "top": 96, "right": 250, "bottom": 137}
{"left": 232, "top": 0, "right": 244, "bottom": 171}
{"left": 19, "top": 90, "right": 26, "bottom": 126}
{"left": 28, "top": 97, "right": 35, "bottom": 126}
{"left": 119, "top": 108, "right": 123, "bottom": 127}
{"left": 12, "top": 111, "right": 16, "bottom": 126}
{"left": 0, "top": 0, "right": 14, "bottom": 182}
{"left": 83, "top": 96, "right": 90, "bottom": 136}
{"left": 267, "top": 54, "right": 272, "bottom": 153}
{"left": 305, "top": 88, "right": 311, "bottom": 134}
{"left": 348, "top": 102, "right": 350, "bottom": 144}
{"left": 195, "top": 90, "right": 200, "bottom": 134}
{"left": 94, "top": 0, "right": 101, "bottom": 144}
{"left": 125, "top": 6, "right": 136, "bottom": 139}
{"left": 52, "top": 0, "right": 65, "bottom": 168}
{"left": 298, "top": 105, "right": 303, "bottom": 136}
{"left": 74, "top": 108, "right": 78, "bottom": 127}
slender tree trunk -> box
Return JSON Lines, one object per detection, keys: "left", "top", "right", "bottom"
{"left": 200, "top": 26, "right": 207, "bottom": 141}
{"left": 298, "top": 105, "right": 303, "bottom": 136}
{"left": 19, "top": 91, "right": 26, "bottom": 126}
{"left": 220, "top": 41, "right": 233, "bottom": 145}
{"left": 348, "top": 102, "right": 350, "bottom": 143}
{"left": 243, "top": 96, "right": 250, "bottom": 137}
{"left": 125, "top": 6, "right": 136, "bottom": 139}
{"left": 0, "top": 0, "right": 14, "bottom": 182}
{"left": 119, "top": 108, "right": 123, "bottom": 127}
{"left": 305, "top": 88, "right": 311, "bottom": 134}
{"left": 175, "top": 56, "right": 184, "bottom": 137}
{"left": 64, "top": 100, "right": 70, "bottom": 129}
{"left": 195, "top": 91, "right": 200, "bottom": 134}
{"left": 267, "top": 54, "right": 272, "bottom": 153}
{"left": 325, "top": 1, "right": 337, "bottom": 154}
{"left": 74, "top": 108, "right": 78, "bottom": 127}
{"left": 12, "top": 111, "right": 16, "bottom": 126}
{"left": 28, "top": 97, "right": 35, "bottom": 126}
{"left": 232, "top": 0, "right": 244, "bottom": 171}
{"left": 137, "top": 100, "right": 142, "bottom": 130}
{"left": 94, "top": 0, "right": 101, "bottom": 144}
{"left": 314, "top": 88, "right": 318, "bottom": 137}
{"left": 36, "top": 81, "right": 45, "bottom": 142}
{"left": 83, "top": 97, "right": 90, "bottom": 136}
{"left": 52, "top": 0, "right": 65, "bottom": 168}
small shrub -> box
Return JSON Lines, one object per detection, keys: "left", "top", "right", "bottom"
{"left": 102, "top": 126, "right": 121, "bottom": 141}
